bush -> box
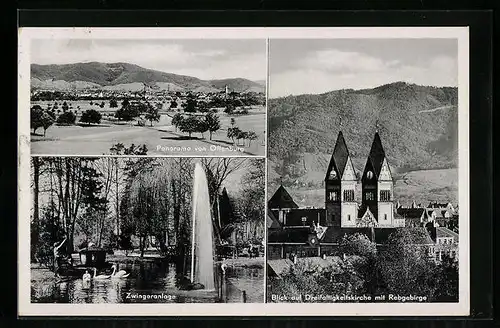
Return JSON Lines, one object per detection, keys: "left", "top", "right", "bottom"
{"left": 80, "top": 109, "right": 102, "bottom": 125}
{"left": 56, "top": 111, "right": 76, "bottom": 125}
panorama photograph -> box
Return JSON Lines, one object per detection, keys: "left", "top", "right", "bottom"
{"left": 29, "top": 39, "right": 266, "bottom": 156}
{"left": 266, "top": 38, "right": 460, "bottom": 303}
{"left": 30, "top": 157, "right": 265, "bottom": 303}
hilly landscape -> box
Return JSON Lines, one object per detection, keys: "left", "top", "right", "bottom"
{"left": 30, "top": 62, "right": 265, "bottom": 93}
{"left": 268, "top": 82, "right": 458, "bottom": 203}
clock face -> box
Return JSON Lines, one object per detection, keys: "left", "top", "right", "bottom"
{"left": 367, "top": 171, "right": 374, "bottom": 179}
{"left": 329, "top": 170, "right": 337, "bottom": 179}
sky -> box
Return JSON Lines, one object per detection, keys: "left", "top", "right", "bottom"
{"left": 269, "top": 39, "right": 458, "bottom": 98}
{"left": 31, "top": 39, "right": 266, "bottom": 81}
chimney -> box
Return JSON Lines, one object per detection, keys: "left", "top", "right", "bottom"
{"left": 293, "top": 254, "right": 298, "bottom": 264}
{"left": 322, "top": 253, "right": 326, "bottom": 260}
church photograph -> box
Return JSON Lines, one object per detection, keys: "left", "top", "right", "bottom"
{"left": 267, "top": 38, "right": 460, "bottom": 303}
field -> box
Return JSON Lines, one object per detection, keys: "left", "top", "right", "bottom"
{"left": 31, "top": 101, "right": 266, "bottom": 156}
{"left": 267, "top": 168, "right": 458, "bottom": 208}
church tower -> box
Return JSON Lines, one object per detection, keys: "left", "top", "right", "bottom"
{"left": 361, "top": 131, "right": 394, "bottom": 225}
{"left": 325, "top": 131, "right": 358, "bottom": 227}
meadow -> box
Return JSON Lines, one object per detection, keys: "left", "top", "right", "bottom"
{"left": 31, "top": 101, "right": 266, "bottom": 156}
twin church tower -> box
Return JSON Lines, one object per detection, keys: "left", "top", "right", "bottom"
{"left": 324, "top": 130, "right": 400, "bottom": 228}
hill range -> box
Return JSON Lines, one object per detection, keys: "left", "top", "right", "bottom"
{"left": 268, "top": 82, "right": 458, "bottom": 189}
{"left": 30, "top": 62, "right": 265, "bottom": 93}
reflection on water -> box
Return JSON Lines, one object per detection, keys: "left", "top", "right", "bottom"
{"left": 225, "top": 267, "right": 265, "bottom": 303}
{"left": 31, "top": 261, "right": 264, "bottom": 303}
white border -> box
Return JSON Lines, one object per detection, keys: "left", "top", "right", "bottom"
{"left": 18, "top": 27, "right": 469, "bottom": 316}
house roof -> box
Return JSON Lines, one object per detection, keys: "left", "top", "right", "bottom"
{"left": 325, "top": 131, "right": 350, "bottom": 181}
{"left": 267, "top": 259, "right": 293, "bottom": 277}
{"left": 268, "top": 185, "right": 299, "bottom": 209}
{"left": 364, "top": 132, "right": 387, "bottom": 178}
{"left": 397, "top": 208, "right": 426, "bottom": 219}
{"left": 436, "top": 227, "right": 459, "bottom": 242}
{"left": 267, "top": 208, "right": 281, "bottom": 229}
{"left": 268, "top": 227, "right": 312, "bottom": 243}
{"left": 428, "top": 202, "right": 451, "bottom": 208}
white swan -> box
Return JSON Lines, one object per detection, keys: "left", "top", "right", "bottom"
{"left": 221, "top": 262, "right": 228, "bottom": 275}
{"left": 111, "top": 264, "right": 130, "bottom": 278}
{"left": 82, "top": 270, "right": 91, "bottom": 281}
{"left": 93, "top": 267, "right": 111, "bottom": 280}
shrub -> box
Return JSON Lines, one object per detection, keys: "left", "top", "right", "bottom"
{"left": 80, "top": 109, "right": 102, "bottom": 125}
{"left": 56, "top": 111, "right": 76, "bottom": 125}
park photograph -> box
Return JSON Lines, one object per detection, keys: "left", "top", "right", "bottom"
{"left": 29, "top": 156, "right": 265, "bottom": 304}
{"left": 29, "top": 38, "right": 266, "bottom": 156}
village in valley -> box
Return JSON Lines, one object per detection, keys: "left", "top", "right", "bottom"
{"left": 30, "top": 84, "right": 266, "bottom": 156}
{"left": 267, "top": 130, "right": 459, "bottom": 303}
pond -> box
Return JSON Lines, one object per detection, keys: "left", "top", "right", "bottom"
{"left": 31, "top": 260, "right": 264, "bottom": 303}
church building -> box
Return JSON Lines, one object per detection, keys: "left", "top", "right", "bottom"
{"left": 268, "top": 130, "right": 422, "bottom": 261}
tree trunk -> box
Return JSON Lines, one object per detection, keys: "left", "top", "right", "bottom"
{"left": 209, "top": 131, "right": 213, "bottom": 140}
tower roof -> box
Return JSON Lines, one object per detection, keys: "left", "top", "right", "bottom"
{"left": 364, "top": 131, "right": 386, "bottom": 178}
{"left": 268, "top": 185, "right": 299, "bottom": 209}
{"left": 325, "top": 131, "right": 350, "bottom": 181}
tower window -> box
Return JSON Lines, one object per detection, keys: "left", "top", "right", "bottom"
{"left": 347, "top": 214, "right": 351, "bottom": 221}
{"left": 343, "top": 189, "right": 355, "bottom": 202}
{"left": 365, "top": 192, "right": 375, "bottom": 201}
{"left": 328, "top": 191, "right": 338, "bottom": 201}
{"left": 301, "top": 217, "right": 307, "bottom": 225}
{"left": 380, "top": 190, "right": 391, "bottom": 201}
{"left": 384, "top": 214, "right": 387, "bottom": 220}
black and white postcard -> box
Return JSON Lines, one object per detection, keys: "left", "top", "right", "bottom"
{"left": 27, "top": 36, "right": 266, "bottom": 156}
{"left": 27, "top": 156, "right": 265, "bottom": 306}
{"left": 18, "top": 27, "right": 470, "bottom": 316}
{"left": 265, "top": 29, "right": 469, "bottom": 315}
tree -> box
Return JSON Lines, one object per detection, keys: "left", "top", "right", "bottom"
{"left": 145, "top": 105, "right": 161, "bottom": 127}
{"left": 62, "top": 101, "right": 69, "bottom": 112}
{"left": 110, "top": 99, "right": 118, "bottom": 108}
{"left": 182, "top": 95, "right": 198, "bottom": 113}
{"left": 224, "top": 103, "right": 235, "bottom": 114}
{"left": 227, "top": 127, "right": 242, "bottom": 145}
{"left": 56, "top": 111, "right": 76, "bottom": 125}
{"left": 433, "top": 255, "right": 459, "bottom": 301}
{"left": 109, "top": 143, "right": 148, "bottom": 155}
{"left": 204, "top": 112, "right": 221, "bottom": 140}
{"left": 170, "top": 100, "right": 178, "bottom": 109}
{"left": 178, "top": 115, "right": 199, "bottom": 138}
{"left": 233, "top": 159, "right": 265, "bottom": 243}
{"left": 378, "top": 228, "right": 438, "bottom": 298}
{"left": 80, "top": 109, "right": 102, "bottom": 125}
{"left": 200, "top": 158, "right": 247, "bottom": 236}
{"left": 100, "top": 102, "right": 105, "bottom": 108}
{"left": 115, "top": 105, "right": 140, "bottom": 121}
{"left": 171, "top": 113, "right": 183, "bottom": 132}
{"left": 31, "top": 105, "right": 55, "bottom": 136}
{"left": 195, "top": 118, "right": 209, "bottom": 139}
{"left": 246, "top": 131, "right": 258, "bottom": 146}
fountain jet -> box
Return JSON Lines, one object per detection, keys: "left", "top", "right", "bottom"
{"left": 190, "top": 163, "right": 216, "bottom": 291}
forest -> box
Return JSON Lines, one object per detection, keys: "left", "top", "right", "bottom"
{"left": 30, "top": 156, "right": 265, "bottom": 268}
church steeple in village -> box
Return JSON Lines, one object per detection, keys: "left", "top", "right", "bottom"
{"left": 325, "top": 130, "right": 358, "bottom": 227}
{"left": 361, "top": 130, "right": 394, "bottom": 225}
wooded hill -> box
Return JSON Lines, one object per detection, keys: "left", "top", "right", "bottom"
{"left": 31, "top": 62, "right": 265, "bottom": 93}
{"left": 268, "top": 82, "right": 458, "bottom": 184}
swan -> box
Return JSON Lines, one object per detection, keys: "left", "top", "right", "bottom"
{"left": 92, "top": 267, "right": 111, "bottom": 280}
{"left": 82, "top": 270, "right": 91, "bottom": 281}
{"left": 221, "top": 262, "right": 228, "bottom": 275}
{"left": 111, "top": 264, "right": 130, "bottom": 278}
